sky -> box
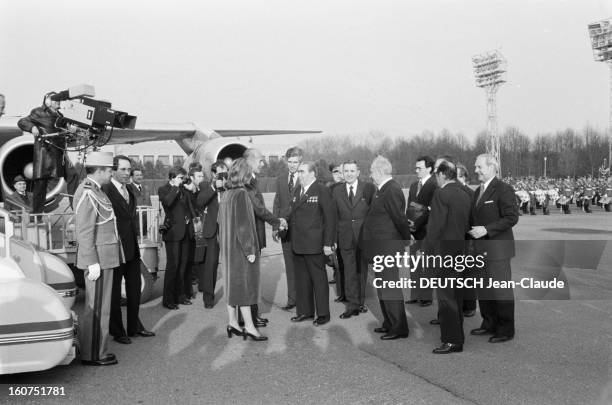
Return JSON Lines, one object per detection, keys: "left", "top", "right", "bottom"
{"left": 2, "top": 0, "right": 612, "bottom": 148}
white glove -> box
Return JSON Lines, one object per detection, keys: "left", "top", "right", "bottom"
{"left": 247, "top": 255, "right": 255, "bottom": 263}
{"left": 88, "top": 263, "right": 101, "bottom": 281}
{"left": 323, "top": 246, "right": 333, "bottom": 256}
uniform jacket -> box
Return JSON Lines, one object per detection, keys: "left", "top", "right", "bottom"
{"left": 17, "top": 106, "right": 68, "bottom": 179}
{"left": 158, "top": 183, "right": 195, "bottom": 242}
{"left": 407, "top": 175, "right": 438, "bottom": 240}
{"left": 195, "top": 182, "right": 220, "bottom": 239}
{"left": 286, "top": 181, "right": 337, "bottom": 255}
{"left": 74, "top": 178, "right": 123, "bottom": 270}
{"left": 332, "top": 180, "right": 376, "bottom": 250}
{"left": 102, "top": 182, "right": 140, "bottom": 262}
{"left": 470, "top": 176, "right": 519, "bottom": 260}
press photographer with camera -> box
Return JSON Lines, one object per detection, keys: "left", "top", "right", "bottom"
{"left": 17, "top": 92, "right": 79, "bottom": 213}
{"left": 195, "top": 160, "right": 228, "bottom": 308}
{"left": 158, "top": 167, "right": 196, "bottom": 310}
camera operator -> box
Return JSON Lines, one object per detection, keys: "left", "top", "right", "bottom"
{"left": 17, "top": 92, "right": 79, "bottom": 213}
{"left": 195, "top": 160, "right": 228, "bottom": 308}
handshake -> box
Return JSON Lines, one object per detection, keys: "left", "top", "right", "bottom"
{"left": 272, "top": 218, "right": 289, "bottom": 242}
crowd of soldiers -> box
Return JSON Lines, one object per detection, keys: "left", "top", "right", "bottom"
{"left": 507, "top": 175, "right": 612, "bottom": 215}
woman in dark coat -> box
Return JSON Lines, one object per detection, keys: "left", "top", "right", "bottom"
{"left": 218, "top": 158, "right": 267, "bottom": 341}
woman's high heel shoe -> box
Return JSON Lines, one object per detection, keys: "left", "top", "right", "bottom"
{"left": 227, "top": 325, "right": 243, "bottom": 338}
{"left": 242, "top": 328, "right": 268, "bottom": 341}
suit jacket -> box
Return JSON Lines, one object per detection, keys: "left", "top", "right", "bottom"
{"left": 158, "top": 183, "right": 195, "bottom": 242}
{"left": 273, "top": 170, "right": 297, "bottom": 218}
{"left": 407, "top": 175, "right": 438, "bottom": 240}
{"left": 4, "top": 191, "right": 33, "bottom": 213}
{"left": 470, "top": 177, "right": 519, "bottom": 260}
{"left": 128, "top": 183, "right": 149, "bottom": 206}
{"left": 74, "top": 178, "right": 123, "bottom": 270}
{"left": 423, "top": 182, "right": 471, "bottom": 257}
{"left": 332, "top": 180, "right": 377, "bottom": 250}
{"left": 195, "top": 182, "right": 220, "bottom": 239}
{"left": 102, "top": 182, "right": 140, "bottom": 262}
{"left": 286, "top": 181, "right": 337, "bottom": 255}
{"left": 246, "top": 177, "right": 279, "bottom": 249}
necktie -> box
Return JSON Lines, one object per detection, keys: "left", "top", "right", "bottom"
{"left": 476, "top": 185, "right": 484, "bottom": 205}
{"left": 289, "top": 173, "right": 294, "bottom": 192}
{"left": 417, "top": 180, "right": 422, "bottom": 196}
{"left": 121, "top": 184, "right": 129, "bottom": 203}
{"left": 349, "top": 185, "right": 354, "bottom": 203}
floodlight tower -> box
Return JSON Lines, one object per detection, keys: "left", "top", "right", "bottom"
{"left": 588, "top": 18, "right": 612, "bottom": 172}
{"left": 472, "top": 50, "right": 507, "bottom": 175}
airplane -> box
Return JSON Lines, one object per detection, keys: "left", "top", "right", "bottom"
{"left": 0, "top": 114, "right": 320, "bottom": 207}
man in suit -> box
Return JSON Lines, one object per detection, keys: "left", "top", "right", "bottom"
{"left": 456, "top": 164, "right": 477, "bottom": 318}
{"left": 102, "top": 155, "right": 155, "bottom": 345}
{"left": 74, "top": 151, "right": 122, "bottom": 366}
{"left": 361, "top": 156, "right": 412, "bottom": 340}
{"left": 158, "top": 167, "right": 195, "bottom": 310}
{"left": 468, "top": 154, "right": 519, "bottom": 343}
{"left": 424, "top": 158, "right": 471, "bottom": 354}
{"left": 4, "top": 175, "right": 33, "bottom": 214}
{"left": 244, "top": 148, "right": 284, "bottom": 327}
{"left": 406, "top": 155, "right": 438, "bottom": 306}
{"left": 332, "top": 160, "right": 376, "bottom": 319}
{"left": 195, "top": 160, "right": 227, "bottom": 308}
{"left": 286, "top": 161, "right": 336, "bottom": 326}
{"left": 327, "top": 162, "right": 346, "bottom": 301}
{"left": 272, "top": 147, "right": 302, "bottom": 311}
{"left": 128, "top": 168, "right": 149, "bottom": 206}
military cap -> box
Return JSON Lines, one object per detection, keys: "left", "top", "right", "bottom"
{"left": 85, "top": 151, "right": 113, "bottom": 167}
{"left": 13, "top": 175, "right": 26, "bottom": 184}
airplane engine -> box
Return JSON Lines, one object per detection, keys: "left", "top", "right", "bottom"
{"left": 185, "top": 138, "right": 250, "bottom": 176}
{"left": 0, "top": 135, "right": 65, "bottom": 210}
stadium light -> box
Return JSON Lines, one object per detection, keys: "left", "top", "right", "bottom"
{"left": 589, "top": 18, "right": 612, "bottom": 172}
{"left": 473, "top": 50, "right": 507, "bottom": 176}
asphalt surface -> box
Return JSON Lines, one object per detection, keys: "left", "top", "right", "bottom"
{"left": 1, "top": 198, "right": 612, "bottom": 405}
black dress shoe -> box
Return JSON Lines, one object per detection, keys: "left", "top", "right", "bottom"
{"left": 256, "top": 316, "right": 269, "bottom": 323}
{"left": 291, "top": 315, "right": 314, "bottom": 322}
{"left": 204, "top": 303, "right": 214, "bottom": 309}
{"left": 334, "top": 296, "right": 346, "bottom": 302}
{"left": 374, "top": 327, "right": 389, "bottom": 334}
{"left": 489, "top": 335, "right": 513, "bottom": 343}
{"left": 359, "top": 305, "right": 368, "bottom": 313}
{"left": 432, "top": 342, "right": 463, "bottom": 354}
{"left": 329, "top": 279, "right": 336, "bottom": 284}
{"left": 405, "top": 299, "right": 418, "bottom": 304}
{"left": 419, "top": 300, "right": 433, "bottom": 307}
{"left": 180, "top": 299, "right": 192, "bottom": 305}
{"left": 430, "top": 319, "right": 440, "bottom": 325}
{"left": 81, "top": 355, "right": 118, "bottom": 366}
{"left": 113, "top": 335, "right": 132, "bottom": 344}
{"left": 254, "top": 320, "right": 267, "bottom": 328}
{"left": 339, "top": 310, "right": 359, "bottom": 319}
{"left": 470, "top": 328, "right": 494, "bottom": 336}
{"left": 281, "top": 304, "right": 296, "bottom": 311}
{"left": 463, "top": 309, "right": 476, "bottom": 317}
{"left": 242, "top": 329, "right": 268, "bottom": 341}
{"left": 163, "top": 303, "right": 179, "bottom": 310}
{"left": 313, "top": 316, "right": 330, "bottom": 326}
{"left": 380, "top": 333, "right": 409, "bottom": 340}
{"left": 130, "top": 329, "right": 155, "bottom": 337}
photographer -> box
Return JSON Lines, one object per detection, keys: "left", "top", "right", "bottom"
{"left": 195, "top": 160, "right": 227, "bottom": 308}
{"left": 158, "top": 167, "right": 195, "bottom": 310}
{"left": 17, "top": 92, "right": 79, "bottom": 213}
{"left": 183, "top": 164, "right": 205, "bottom": 298}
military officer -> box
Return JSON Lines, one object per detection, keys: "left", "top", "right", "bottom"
{"left": 74, "top": 152, "right": 124, "bottom": 366}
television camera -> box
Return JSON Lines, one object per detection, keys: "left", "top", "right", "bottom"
{"left": 43, "top": 84, "right": 137, "bottom": 151}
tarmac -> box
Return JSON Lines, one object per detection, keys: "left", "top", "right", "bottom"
{"left": 1, "top": 200, "right": 612, "bottom": 405}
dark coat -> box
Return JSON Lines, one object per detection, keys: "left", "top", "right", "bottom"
{"left": 17, "top": 106, "right": 68, "bottom": 179}
{"left": 127, "top": 183, "right": 149, "bottom": 206}
{"left": 361, "top": 179, "right": 412, "bottom": 244}
{"left": 246, "top": 177, "right": 279, "bottom": 250}
{"left": 158, "top": 183, "right": 194, "bottom": 242}
{"left": 102, "top": 182, "right": 140, "bottom": 262}
{"left": 332, "top": 180, "right": 377, "bottom": 249}
{"left": 423, "top": 182, "right": 471, "bottom": 257}
{"left": 407, "top": 175, "right": 438, "bottom": 240}
{"left": 470, "top": 177, "right": 519, "bottom": 260}
{"left": 286, "top": 181, "right": 337, "bottom": 255}
{"left": 195, "top": 182, "right": 220, "bottom": 239}
{"left": 218, "top": 188, "right": 260, "bottom": 306}
{"left": 4, "top": 191, "right": 33, "bottom": 213}
{"left": 273, "top": 170, "right": 297, "bottom": 218}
